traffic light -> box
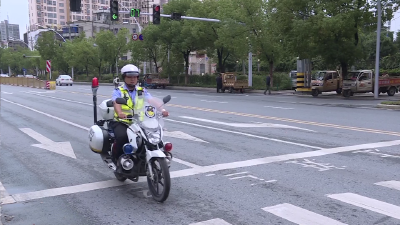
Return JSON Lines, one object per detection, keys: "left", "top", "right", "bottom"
{"left": 110, "top": 0, "right": 119, "bottom": 21}
{"left": 153, "top": 4, "right": 160, "bottom": 25}
{"left": 70, "top": 0, "right": 82, "bottom": 12}
{"left": 171, "top": 12, "right": 181, "bottom": 20}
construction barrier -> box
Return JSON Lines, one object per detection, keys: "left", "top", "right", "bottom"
{"left": 48, "top": 81, "right": 56, "bottom": 90}
{"left": 0, "top": 77, "right": 54, "bottom": 90}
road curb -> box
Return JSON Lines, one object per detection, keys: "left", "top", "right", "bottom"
{"left": 71, "top": 82, "right": 294, "bottom": 95}
{"left": 376, "top": 104, "right": 400, "bottom": 110}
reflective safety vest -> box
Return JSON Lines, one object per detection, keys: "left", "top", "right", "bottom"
{"left": 114, "top": 86, "right": 145, "bottom": 124}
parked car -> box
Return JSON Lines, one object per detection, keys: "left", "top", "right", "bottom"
{"left": 56, "top": 75, "right": 73, "bottom": 86}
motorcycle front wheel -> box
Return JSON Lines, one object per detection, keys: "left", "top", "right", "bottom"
{"left": 147, "top": 157, "right": 171, "bottom": 202}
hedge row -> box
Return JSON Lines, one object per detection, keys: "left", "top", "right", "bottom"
{"left": 73, "top": 72, "right": 293, "bottom": 91}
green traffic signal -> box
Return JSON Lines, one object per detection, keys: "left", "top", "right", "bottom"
{"left": 110, "top": 0, "right": 119, "bottom": 21}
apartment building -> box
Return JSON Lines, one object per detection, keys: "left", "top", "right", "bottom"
{"left": 28, "top": 0, "right": 167, "bottom": 31}
{"left": 0, "top": 20, "right": 20, "bottom": 42}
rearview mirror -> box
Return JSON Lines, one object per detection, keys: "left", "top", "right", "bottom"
{"left": 115, "top": 98, "right": 127, "bottom": 105}
{"left": 163, "top": 95, "right": 171, "bottom": 104}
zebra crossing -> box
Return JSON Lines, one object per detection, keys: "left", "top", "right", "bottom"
{"left": 188, "top": 180, "right": 400, "bottom": 225}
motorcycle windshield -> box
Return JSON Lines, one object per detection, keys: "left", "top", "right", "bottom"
{"left": 137, "top": 98, "right": 164, "bottom": 130}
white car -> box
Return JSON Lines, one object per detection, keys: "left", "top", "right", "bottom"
{"left": 56, "top": 75, "right": 73, "bottom": 86}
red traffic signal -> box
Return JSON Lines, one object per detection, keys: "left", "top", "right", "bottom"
{"left": 155, "top": 5, "right": 160, "bottom": 11}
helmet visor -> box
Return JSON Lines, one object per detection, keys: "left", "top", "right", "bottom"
{"left": 124, "top": 71, "right": 139, "bottom": 77}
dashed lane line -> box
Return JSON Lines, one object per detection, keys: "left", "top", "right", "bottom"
{"left": 52, "top": 89, "right": 400, "bottom": 137}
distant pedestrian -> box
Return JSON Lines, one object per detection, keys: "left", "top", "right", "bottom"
{"left": 264, "top": 75, "right": 271, "bottom": 95}
{"left": 216, "top": 74, "right": 223, "bottom": 93}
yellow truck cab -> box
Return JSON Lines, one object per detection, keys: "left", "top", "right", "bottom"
{"left": 311, "top": 70, "right": 342, "bottom": 97}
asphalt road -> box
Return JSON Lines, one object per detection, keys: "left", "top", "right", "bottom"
{"left": 1, "top": 84, "right": 400, "bottom": 225}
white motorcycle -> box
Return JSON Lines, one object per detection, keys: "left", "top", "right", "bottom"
{"left": 88, "top": 82, "right": 173, "bottom": 202}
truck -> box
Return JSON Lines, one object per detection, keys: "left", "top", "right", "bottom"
{"left": 311, "top": 70, "right": 342, "bottom": 97}
{"left": 220, "top": 73, "right": 249, "bottom": 93}
{"left": 341, "top": 70, "right": 400, "bottom": 97}
{"left": 141, "top": 73, "right": 170, "bottom": 89}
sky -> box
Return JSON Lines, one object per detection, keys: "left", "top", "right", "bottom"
{"left": 1, "top": 0, "right": 400, "bottom": 40}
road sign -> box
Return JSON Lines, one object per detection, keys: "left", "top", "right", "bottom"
{"left": 132, "top": 33, "right": 138, "bottom": 41}
{"left": 46, "top": 60, "right": 51, "bottom": 73}
{"left": 23, "top": 68, "right": 26, "bottom": 72}
{"left": 139, "top": 34, "right": 143, "bottom": 41}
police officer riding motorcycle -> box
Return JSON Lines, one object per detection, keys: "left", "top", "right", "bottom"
{"left": 110, "top": 64, "right": 169, "bottom": 173}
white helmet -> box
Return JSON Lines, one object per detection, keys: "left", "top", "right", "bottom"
{"left": 121, "top": 64, "right": 140, "bottom": 79}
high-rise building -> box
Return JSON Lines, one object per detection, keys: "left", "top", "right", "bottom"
{"left": 28, "top": 0, "right": 168, "bottom": 32}
{"left": 0, "top": 20, "right": 20, "bottom": 41}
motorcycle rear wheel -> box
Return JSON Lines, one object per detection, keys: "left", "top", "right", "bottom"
{"left": 147, "top": 158, "right": 171, "bottom": 202}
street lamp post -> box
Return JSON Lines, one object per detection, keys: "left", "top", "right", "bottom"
{"left": 374, "top": 0, "right": 382, "bottom": 99}
{"left": 374, "top": 1, "right": 392, "bottom": 99}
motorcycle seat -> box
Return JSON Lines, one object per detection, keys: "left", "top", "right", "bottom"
{"left": 106, "top": 100, "right": 114, "bottom": 107}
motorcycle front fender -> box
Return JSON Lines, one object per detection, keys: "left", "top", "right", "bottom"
{"left": 146, "top": 149, "right": 166, "bottom": 162}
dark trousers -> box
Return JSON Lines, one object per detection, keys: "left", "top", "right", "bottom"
{"left": 110, "top": 121, "right": 129, "bottom": 161}
{"left": 264, "top": 84, "right": 271, "bottom": 95}
{"left": 217, "top": 84, "right": 222, "bottom": 92}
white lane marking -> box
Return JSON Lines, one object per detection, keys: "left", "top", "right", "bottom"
{"left": 262, "top": 203, "right": 347, "bottom": 225}
{"left": 375, "top": 180, "right": 400, "bottom": 191}
{"left": 4, "top": 94, "right": 318, "bottom": 148}
{"left": 1, "top": 98, "right": 89, "bottom": 130}
{"left": 200, "top": 100, "right": 228, "bottom": 104}
{"left": 173, "top": 158, "right": 201, "bottom": 168}
{"left": 2, "top": 139, "right": 400, "bottom": 205}
{"left": 229, "top": 175, "right": 261, "bottom": 180}
{"left": 224, "top": 171, "right": 248, "bottom": 177}
{"left": 3, "top": 97, "right": 400, "bottom": 203}
{"left": 164, "top": 131, "right": 208, "bottom": 143}
{"left": 166, "top": 118, "right": 322, "bottom": 149}
{"left": 0, "top": 98, "right": 200, "bottom": 170}
{"left": 0, "top": 182, "right": 9, "bottom": 199}
{"left": 1, "top": 177, "right": 147, "bottom": 204}
{"left": 30, "top": 93, "right": 92, "bottom": 105}
{"left": 19, "top": 128, "right": 77, "bottom": 159}
{"left": 264, "top": 106, "right": 293, "bottom": 110}
{"left": 327, "top": 193, "right": 400, "bottom": 220}
{"left": 179, "top": 116, "right": 315, "bottom": 132}
{"left": 22, "top": 90, "right": 56, "bottom": 94}
{"left": 205, "top": 174, "right": 215, "bottom": 176}
{"left": 251, "top": 180, "right": 277, "bottom": 186}
{"left": 189, "top": 218, "right": 232, "bottom": 225}
{"left": 169, "top": 139, "right": 400, "bottom": 179}
{"left": 1, "top": 91, "right": 12, "bottom": 94}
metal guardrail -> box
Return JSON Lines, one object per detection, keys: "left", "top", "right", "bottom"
{"left": 0, "top": 77, "right": 55, "bottom": 90}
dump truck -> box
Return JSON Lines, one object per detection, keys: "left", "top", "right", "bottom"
{"left": 142, "top": 73, "right": 170, "bottom": 89}
{"left": 342, "top": 70, "right": 400, "bottom": 97}
{"left": 311, "top": 70, "right": 342, "bottom": 97}
{"left": 220, "top": 73, "right": 249, "bottom": 93}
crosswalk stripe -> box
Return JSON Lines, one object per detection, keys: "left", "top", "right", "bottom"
{"left": 262, "top": 203, "right": 347, "bottom": 225}
{"left": 327, "top": 193, "right": 400, "bottom": 220}
{"left": 375, "top": 180, "right": 400, "bottom": 191}
{"left": 189, "top": 218, "right": 232, "bottom": 225}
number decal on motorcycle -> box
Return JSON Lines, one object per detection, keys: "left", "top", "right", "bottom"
{"left": 145, "top": 106, "right": 155, "bottom": 118}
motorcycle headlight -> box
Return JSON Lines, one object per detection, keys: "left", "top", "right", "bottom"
{"left": 146, "top": 130, "right": 161, "bottom": 145}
